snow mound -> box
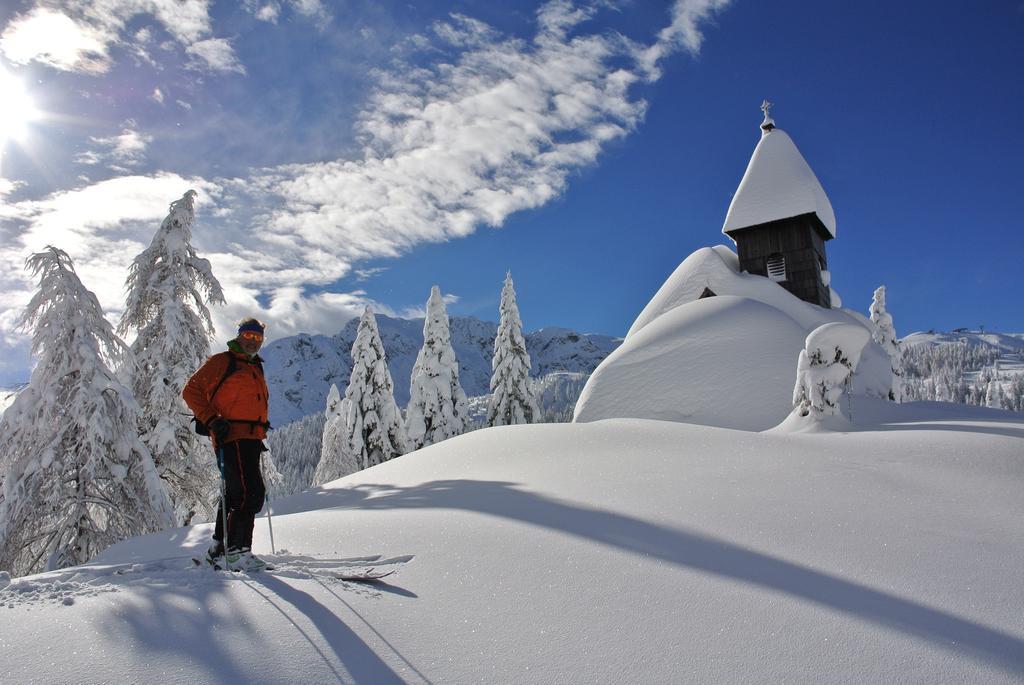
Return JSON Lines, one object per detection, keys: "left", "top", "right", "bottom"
{"left": 722, "top": 127, "right": 836, "bottom": 238}
{"left": 583, "top": 247, "right": 893, "bottom": 430}
{"left": 575, "top": 296, "right": 807, "bottom": 431}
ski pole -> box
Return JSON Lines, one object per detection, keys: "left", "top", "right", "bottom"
{"left": 265, "top": 494, "right": 276, "bottom": 555}
{"left": 259, "top": 458, "right": 276, "bottom": 554}
{"left": 217, "top": 446, "right": 229, "bottom": 569}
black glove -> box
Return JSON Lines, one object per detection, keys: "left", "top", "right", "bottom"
{"left": 208, "top": 417, "right": 231, "bottom": 442}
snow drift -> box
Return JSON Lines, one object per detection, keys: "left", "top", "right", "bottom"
{"left": 575, "top": 246, "right": 893, "bottom": 429}
{"left": 574, "top": 296, "right": 807, "bottom": 430}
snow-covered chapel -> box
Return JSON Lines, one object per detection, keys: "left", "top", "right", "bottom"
{"left": 573, "top": 103, "right": 893, "bottom": 430}
{"left": 722, "top": 101, "right": 835, "bottom": 308}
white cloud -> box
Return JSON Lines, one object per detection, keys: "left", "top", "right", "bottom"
{"left": 637, "top": 0, "right": 732, "bottom": 80}
{"left": 186, "top": 38, "right": 246, "bottom": 74}
{"left": 238, "top": 287, "right": 393, "bottom": 341}
{"left": 151, "top": 87, "right": 165, "bottom": 104}
{"left": 243, "top": 0, "right": 330, "bottom": 25}
{"left": 0, "top": 8, "right": 111, "bottom": 74}
{"left": 255, "top": 3, "right": 282, "bottom": 23}
{"left": 354, "top": 266, "right": 389, "bottom": 282}
{"left": 0, "top": 178, "right": 25, "bottom": 198}
{"left": 251, "top": 1, "right": 651, "bottom": 275}
{"left": 75, "top": 127, "right": 154, "bottom": 167}
{"left": 0, "top": 1, "right": 243, "bottom": 75}
{"left": 289, "top": 0, "right": 331, "bottom": 23}
{"left": 432, "top": 13, "right": 500, "bottom": 48}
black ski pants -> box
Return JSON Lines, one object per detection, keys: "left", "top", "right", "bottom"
{"left": 213, "top": 439, "right": 266, "bottom": 552}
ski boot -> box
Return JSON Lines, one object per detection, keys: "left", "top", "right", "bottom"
{"left": 226, "top": 548, "right": 269, "bottom": 572}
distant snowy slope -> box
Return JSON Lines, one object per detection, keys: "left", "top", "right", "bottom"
{"left": 4, "top": 400, "right": 1023, "bottom": 683}
{"left": 899, "top": 329, "right": 1024, "bottom": 408}
{"left": 261, "top": 315, "right": 621, "bottom": 426}
{"left": 901, "top": 330, "right": 1024, "bottom": 352}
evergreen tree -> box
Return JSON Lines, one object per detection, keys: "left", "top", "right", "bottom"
{"left": 0, "top": 247, "right": 174, "bottom": 576}
{"left": 117, "top": 190, "right": 225, "bottom": 525}
{"left": 985, "top": 380, "right": 1005, "bottom": 409}
{"left": 792, "top": 323, "right": 870, "bottom": 420}
{"left": 265, "top": 411, "right": 326, "bottom": 497}
{"left": 869, "top": 285, "right": 903, "bottom": 402}
{"left": 487, "top": 272, "right": 538, "bottom": 426}
{"left": 312, "top": 384, "right": 360, "bottom": 485}
{"left": 342, "top": 308, "right": 408, "bottom": 469}
{"left": 406, "top": 286, "right": 469, "bottom": 449}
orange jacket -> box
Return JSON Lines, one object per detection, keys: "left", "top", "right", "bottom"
{"left": 183, "top": 348, "right": 270, "bottom": 445}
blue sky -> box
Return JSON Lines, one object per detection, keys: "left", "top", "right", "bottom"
{"left": 0, "top": 0, "right": 1021, "bottom": 385}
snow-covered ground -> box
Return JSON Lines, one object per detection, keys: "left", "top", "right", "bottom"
{"left": 3, "top": 398, "right": 1022, "bottom": 684}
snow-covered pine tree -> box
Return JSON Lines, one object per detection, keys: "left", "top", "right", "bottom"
{"left": 487, "top": 272, "right": 538, "bottom": 426}
{"left": 342, "top": 308, "right": 408, "bottom": 469}
{"left": 792, "top": 322, "right": 871, "bottom": 420}
{"left": 265, "top": 411, "right": 326, "bottom": 497}
{"left": 1009, "top": 376, "right": 1024, "bottom": 412}
{"left": 0, "top": 247, "right": 174, "bottom": 577}
{"left": 985, "top": 380, "right": 1005, "bottom": 409}
{"left": 406, "top": 286, "right": 469, "bottom": 449}
{"left": 869, "top": 285, "right": 903, "bottom": 402}
{"left": 312, "top": 384, "right": 360, "bottom": 485}
{"left": 117, "top": 190, "right": 225, "bottom": 525}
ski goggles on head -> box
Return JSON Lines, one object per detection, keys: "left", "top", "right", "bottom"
{"left": 239, "top": 331, "right": 264, "bottom": 342}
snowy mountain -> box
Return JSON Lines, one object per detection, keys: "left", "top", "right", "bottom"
{"left": 261, "top": 315, "right": 621, "bottom": 427}
{"left": 901, "top": 329, "right": 1024, "bottom": 352}
{"left": 4, "top": 399, "right": 1022, "bottom": 683}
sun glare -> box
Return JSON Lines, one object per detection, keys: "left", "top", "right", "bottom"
{"left": 0, "top": 67, "right": 39, "bottom": 145}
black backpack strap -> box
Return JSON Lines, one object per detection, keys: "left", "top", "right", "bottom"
{"left": 191, "top": 354, "right": 239, "bottom": 437}
{"left": 209, "top": 353, "right": 238, "bottom": 402}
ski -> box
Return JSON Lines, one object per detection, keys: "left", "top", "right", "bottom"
{"left": 322, "top": 567, "right": 396, "bottom": 581}
{"left": 310, "top": 554, "right": 413, "bottom": 581}
{"left": 188, "top": 553, "right": 413, "bottom": 579}
{"left": 189, "top": 557, "right": 275, "bottom": 572}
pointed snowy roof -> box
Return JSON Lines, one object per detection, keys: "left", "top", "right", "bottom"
{"left": 722, "top": 109, "right": 836, "bottom": 239}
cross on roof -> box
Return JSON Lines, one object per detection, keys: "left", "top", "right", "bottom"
{"left": 760, "top": 99, "right": 776, "bottom": 132}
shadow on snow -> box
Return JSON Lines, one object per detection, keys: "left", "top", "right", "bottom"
{"left": 288, "top": 477, "right": 1024, "bottom": 676}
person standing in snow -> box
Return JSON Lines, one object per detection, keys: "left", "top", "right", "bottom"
{"left": 183, "top": 317, "right": 271, "bottom": 571}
